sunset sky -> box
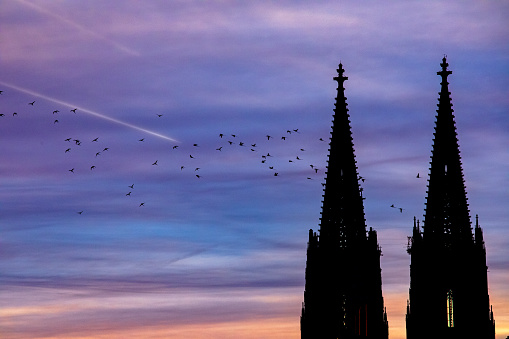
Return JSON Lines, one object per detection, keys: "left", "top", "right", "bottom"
{"left": 1, "top": 1, "right": 508, "bottom": 338}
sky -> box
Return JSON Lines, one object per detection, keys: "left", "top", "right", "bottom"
{"left": 0, "top": 1, "right": 508, "bottom": 338}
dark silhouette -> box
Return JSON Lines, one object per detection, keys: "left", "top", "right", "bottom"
{"left": 405, "top": 57, "right": 495, "bottom": 339}
{"left": 301, "top": 64, "right": 388, "bottom": 339}
{"left": 70, "top": 108, "right": 77, "bottom": 113}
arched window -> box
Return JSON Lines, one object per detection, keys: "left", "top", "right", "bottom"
{"left": 447, "top": 289, "right": 454, "bottom": 327}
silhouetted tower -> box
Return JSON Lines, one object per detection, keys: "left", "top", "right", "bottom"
{"left": 301, "top": 63, "right": 388, "bottom": 339}
{"left": 406, "top": 57, "right": 495, "bottom": 339}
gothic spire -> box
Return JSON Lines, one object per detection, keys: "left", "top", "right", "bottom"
{"left": 423, "top": 56, "right": 472, "bottom": 244}
{"left": 319, "top": 63, "right": 366, "bottom": 247}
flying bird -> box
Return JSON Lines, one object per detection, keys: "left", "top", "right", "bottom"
{"left": 196, "top": 175, "right": 201, "bottom": 178}
{"left": 77, "top": 211, "right": 83, "bottom": 215}
{"left": 293, "top": 129, "right": 299, "bottom": 133}
{"left": 281, "top": 136, "right": 286, "bottom": 140}
{"left": 69, "top": 168, "right": 75, "bottom": 173}
{"left": 266, "top": 135, "right": 272, "bottom": 140}
{"left": 28, "top": 101, "right": 35, "bottom": 105}
{"left": 157, "top": 114, "right": 163, "bottom": 117}
{"left": 319, "top": 138, "right": 325, "bottom": 141}
{"left": 126, "top": 192, "right": 132, "bottom": 196}
{"left": 152, "top": 160, "right": 158, "bottom": 165}
{"left": 274, "top": 172, "right": 279, "bottom": 176}
{"left": 139, "top": 202, "right": 145, "bottom": 207}
{"left": 90, "top": 166, "right": 96, "bottom": 170}
{"left": 95, "top": 152, "right": 101, "bottom": 157}
{"left": 12, "top": 112, "right": 17, "bottom": 116}
{"left": 139, "top": 138, "right": 145, "bottom": 142}
{"left": 128, "top": 184, "right": 134, "bottom": 189}
{"left": 92, "top": 137, "right": 99, "bottom": 142}
{"left": 416, "top": 173, "right": 421, "bottom": 178}
{"left": 53, "top": 110, "right": 59, "bottom": 114}
{"left": 193, "top": 143, "right": 199, "bottom": 147}
{"left": 189, "top": 155, "right": 194, "bottom": 159}
{"left": 195, "top": 168, "right": 200, "bottom": 171}
{"left": 173, "top": 145, "right": 179, "bottom": 149}
{"left": 216, "top": 147, "right": 222, "bottom": 151}
{"left": 70, "top": 108, "right": 77, "bottom": 113}
{"left": 0, "top": 90, "right": 3, "bottom": 94}
{"left": 181, "top": 166, "right": 185, "bottom": 170}
{"left": 65, "top": 148, "right": 71, "bottom": 153}
{"left": 0, "top": 114, "right": 4, "bottom": 117}
{"left": 54, "top": 120, "right": 59, "bottom": 124}
{"left": 102, "top": 147, "right": 109, "bottom": 151}
{"left": 399, "top": 208, "right": 404, "bottom": 213}
{"left": 65, "top": 138, "right": 71, "bottom": 142}
{"left": 219, "top": 133, "right": 224, "bottom": 138}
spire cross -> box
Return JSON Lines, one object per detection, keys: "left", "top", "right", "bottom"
{"left": 437, "top": 56, "right": 452, "bottom": 81}
{"left": 334, "top": 63, "right": 348, "bottom": 84}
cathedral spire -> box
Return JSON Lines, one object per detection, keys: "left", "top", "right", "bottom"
{"left": 319, "top": 63, "right": 366, "bottom": 247}
{"left": 406, "top": 58, "right": 495, "bottom": 339}
{"left": 423, "top": 56, "right": 472, "bottom": 244}
{"left": 301, "top": 63, "right": 388, "bottom": 339}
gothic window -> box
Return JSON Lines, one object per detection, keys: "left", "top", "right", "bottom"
{"left": 447, "top": 289, "right": 454, "bottom": 327}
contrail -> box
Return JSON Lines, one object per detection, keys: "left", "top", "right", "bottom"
{"left": 0, "top": 80, "right": 179, "bottom": 143}
{"left": 15, "top": 0, "right": 140, "bottom": 56}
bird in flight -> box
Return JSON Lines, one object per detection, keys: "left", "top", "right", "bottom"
{"left": 0, "top": 114, "right": 4, "bottom": 117}
{"left": 69, "top": 168, "right": 75, "bottom": 173}
{"left": 157, "top": 114, "right": 163, "bottom": 117}
{"left": 139, "top": 202, "right": 145, "bottom": 207}
{"left": 95, "top": 152, "right": 101, "bottom": 157}
{"left": 70, "top": 108, "right": 77, "bottom": 113}
{"left": 92, "top": 137, "right": 99, "bottom": 142}
{"left": 274, "top": 172, "right": 279, "bottom": 176}
{"left": 54, "top": 120, "right": 59, "bottom": 124}
{"left": 102, "top": 147, "right": 109, "bottom": 152}
{"left": 181, "top": 166, "right": 185, "bottom": 170}
{"left": 319, "top": 138, "right": 325, "bottom": 141}
{"left": 126, "top": 192, "right": 132, "bottom": 196}
{"left": 173, "top": 145, "right": 179, "bottom": 149}
{"left": 196, "top": 175, "right": 201, "bottom": 178}
{"left": 152, "top": 160, "right": 158, "bottom": 165}
{"left": 53, "top": 110, "right": 59, "bottom": 114}
{"left": 219, "top": 133, "right": 224, "bottom": 138}
{"left": 128, "top": 184, "right": 134, "bottom": 189}
{"left": 193, "top": 143, "right": 199, "bottom": 147}
{"left": 195, "top": 167, "right": 200, "bottom": 171}
{"left": 189, "top": 154, "right": 194, "bottom": 159}
{"left": 28, "top": 101, "right": 35, "bottom": 105}
{"left": 266, "top": 135, "right": 272, "bottom": 140}
{"left": 0, "top": 90, "right": 3, "bottom": 95}
{"left": 139, "top": 138, "right": 145, "bottom": 142}
{"left": 77, "top": 211, "right": 83, "bottom": 215}
{"left": 12, "top": 112, "right": 18, "bottom": 116}
{"left": 65, "top": 138, "right": 71, "bottom": 142}
{"left": 416, "top": 173, "right": 421, "bottom": 178}
{"left": 65, "top": 148, "right": 71, "bottom": 153}
{"left": 216, "top": 146, "right": 222, "bottom": 151}
{"left": 281, "top": 136, "right": 286, "bottom": 140}
{"left": 399, "top": 208, "right": 404, "bottom": 213}
{"left": 90, "top": 166, "right": 96, "bottom": 170}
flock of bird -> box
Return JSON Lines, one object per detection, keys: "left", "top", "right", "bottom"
{"left": 1, "top": 89, "right": 420, "bottom": 216}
